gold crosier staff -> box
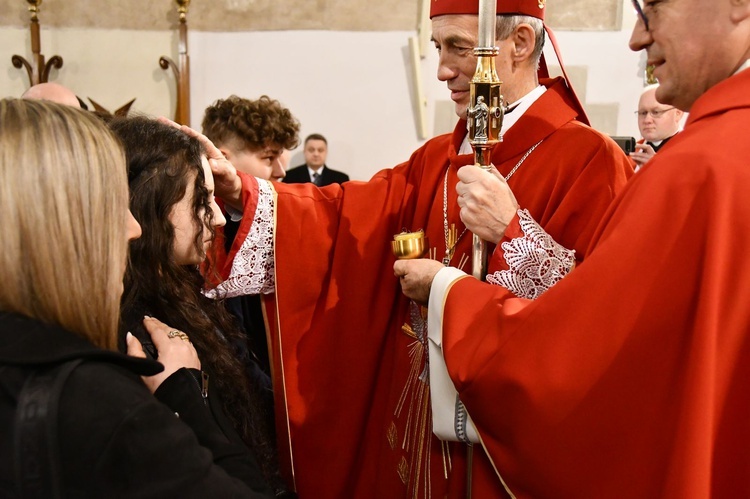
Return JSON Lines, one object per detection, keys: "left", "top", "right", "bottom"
{"left": 468, "top": 0, "right": 504, "bottom": 280}
{"left": 392, "top": 2, "right": 504, "bottom": 495}
{"left": 465, "top": 0, "right": 504, "bottom": 496}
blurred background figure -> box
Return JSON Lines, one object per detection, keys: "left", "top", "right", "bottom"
{"left": 630, "top": 84, "right": 684, "bottom": 171}
{"left": 284, "top": 133, "right": 349, "bottom": 186}
{"left": 21, "top": 82, "right": 81, "bottom": 108}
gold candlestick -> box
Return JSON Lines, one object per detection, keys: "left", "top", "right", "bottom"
{"left": 26, "top": 0, "right": 41, "bottom": 20}
{"left": 176, "top": 0, "right": 190, "bottom": 21}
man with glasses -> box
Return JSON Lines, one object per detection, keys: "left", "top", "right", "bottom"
{"left": 396, "top": 0, "right": 750, "bottom": 496}
{"left": 630, "top": 83, "right": 683, "bottom": 170}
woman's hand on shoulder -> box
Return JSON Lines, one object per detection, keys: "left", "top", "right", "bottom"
{"left": 126, "top": 316, "right": 201, "bottom": 393}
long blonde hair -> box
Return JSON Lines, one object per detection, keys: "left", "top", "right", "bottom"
{"left": 0, "top": 99, "right": 129, "bottom": 350}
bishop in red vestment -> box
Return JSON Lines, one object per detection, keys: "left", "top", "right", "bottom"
{"left": 396, "top": 1, "right": 750, "bottom": 496}
{"left": 209, "top": 1, "right": 633, "bottom": 497}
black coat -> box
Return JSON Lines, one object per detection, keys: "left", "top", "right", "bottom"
{"left": 0, "top": 312, "right": 273, "bottom": 498}
{"left": 283, "top": 164, "right": 349, "bottom": 186}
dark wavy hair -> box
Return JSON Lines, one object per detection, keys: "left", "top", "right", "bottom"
{"left": 109, "top": 116, "right": 278, "bottom": 485}
{"left": 201, "top": 95, "right": 300, "bottom": 151}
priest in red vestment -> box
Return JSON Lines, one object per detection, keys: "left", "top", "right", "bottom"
{"left": 395, "top": 0, "right": 750, "bottom": 496}
{"left": 206, "top": 1, "right": 633, "bottom": 497}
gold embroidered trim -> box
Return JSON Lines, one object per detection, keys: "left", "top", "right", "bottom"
{"left": 398, "top": 457, "right": 409, "bottom": 485}
{"left": 387, "top": 422, "right": 398, "bottom": 451}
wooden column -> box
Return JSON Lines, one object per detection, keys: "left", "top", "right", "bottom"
{"left": 160, "top": 0, "right": 191, "bottom": 125}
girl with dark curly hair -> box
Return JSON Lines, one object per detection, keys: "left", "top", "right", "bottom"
{"left": 110, "top": 116, "right": 292, "bottom": 498}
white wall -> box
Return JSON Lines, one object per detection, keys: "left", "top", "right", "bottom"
{"left": 548, "top": 3, "right": 645, "bottom": 138}
{"left": 1, "top": 0, "right": 647, "bottom": 181}
{"left": 190, "top": 30, "right": 431, "bottom": 180}
{"left": 1, "top": 27, "right": 176, "bottom": 117}
{"left": 191, "top": 2, "right": 645, "bottom": 180}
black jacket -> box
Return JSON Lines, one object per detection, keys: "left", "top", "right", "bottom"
{"left": 283, "top": 164, "right": 349, "bottom": 186}
{"left": 0, "top": 312, "right": 273, "bottom": 498}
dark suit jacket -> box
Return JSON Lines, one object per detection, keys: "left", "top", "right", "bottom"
{"left": 283, "top": 164, "right": 349, "bottom": 186}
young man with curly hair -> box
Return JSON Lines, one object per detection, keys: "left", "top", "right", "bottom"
{"left": 202, "top": 95, "right": 299, "bottom": 182}
{"left": 201, "top": 95, "right": 300, "bottom": 376}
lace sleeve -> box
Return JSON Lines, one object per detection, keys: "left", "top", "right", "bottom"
{"left": 206, "top": 180, "right": 276, "bottom": 299}
{"left": 486, "top": 209, "right": 575, "bottom": 299}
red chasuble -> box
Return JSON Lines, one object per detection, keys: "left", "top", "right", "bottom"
{"left": 220, "top": 77, "right": 632, "bottom": 498}
{"left": 439, "top": 70, "right": 750, "bottom": 498}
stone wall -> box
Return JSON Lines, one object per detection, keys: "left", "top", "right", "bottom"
{"left": 0, "top": 0, "right": 621, "bottom": 32}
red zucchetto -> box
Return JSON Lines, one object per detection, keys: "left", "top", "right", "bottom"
{"left": 430, "top": 0, "right": 546, "bottom": 20}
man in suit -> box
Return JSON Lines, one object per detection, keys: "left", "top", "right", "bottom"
{"left": 630, "top": 84, "right": 684, "bottom": 170}
{"left": 284, "top": 133, "right": 349, "bottom": 186}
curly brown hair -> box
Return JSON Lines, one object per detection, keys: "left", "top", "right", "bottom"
{"left": 202, "top": 95, "right": 300, "bottom": 152}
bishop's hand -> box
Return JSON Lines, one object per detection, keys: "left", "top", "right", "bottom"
{"left": 456, "top": 165, "right": 519, "bottom": 244}
{"left": 394, "top": 259, "right": 444, "bottom": 305}
{"left": 157, "top": 117, "right": 243, "bottom": 210}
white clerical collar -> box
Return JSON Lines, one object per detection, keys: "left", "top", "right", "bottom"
{"left": 734, "top": 59, "right": 750, "bottom": 75}
{"left": 458, "top": 85, "right": 547, "bottom": 155}
{"left": 307, "top": 166, "right": 324, "bottom": 177}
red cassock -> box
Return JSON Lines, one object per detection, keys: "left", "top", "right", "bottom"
{"left": 439, "top": 70, "right": 750, "bottom": 497}
{"left": 219, "top": 77, "right": 632, "bottom": 498}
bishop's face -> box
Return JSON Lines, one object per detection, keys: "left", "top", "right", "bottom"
{"left": 432, "top": 14, "right": 518, "bottom": 119}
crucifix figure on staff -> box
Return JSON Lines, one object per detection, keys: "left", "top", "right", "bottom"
{"left": 466, "top": 0, "right": 505, "bottom": 280}
{"left": 199, "top": 0, "right": 633, "bottom": 497}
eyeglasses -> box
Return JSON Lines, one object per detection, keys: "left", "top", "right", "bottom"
{"left": 631, "top": 0, "right": 650, "bottom": 31}
{"left": 635, "top": 107, "right": 675, "bottom": 118}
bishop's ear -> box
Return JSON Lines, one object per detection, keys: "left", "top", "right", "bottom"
{"left": 510, "top": 23, "right": 537, "bottom": 64}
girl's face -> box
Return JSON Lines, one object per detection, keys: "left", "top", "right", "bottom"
{"left": 169, "top": 156, "right": 226, "bottom": 266}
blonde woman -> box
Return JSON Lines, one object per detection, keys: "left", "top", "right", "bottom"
{"left": 0, "top": 99, "right": 272, "bottom": 498}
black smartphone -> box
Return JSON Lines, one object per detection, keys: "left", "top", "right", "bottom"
{"left": 611, "top": 136, "right": 637, "bottom": 155}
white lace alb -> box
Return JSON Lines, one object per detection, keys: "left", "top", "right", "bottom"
{"left": 206, "top": 179, "right": 276, "bottom": 299}
{"left": 486, "top": 209, "right": 575, "bottom": 299}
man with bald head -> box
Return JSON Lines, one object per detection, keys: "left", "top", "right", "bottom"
{"left": 630, "top": 83, "right": 683, "bottom": 170}
{"left": 21, "top": 82, "right": 81, "bottom": 108}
